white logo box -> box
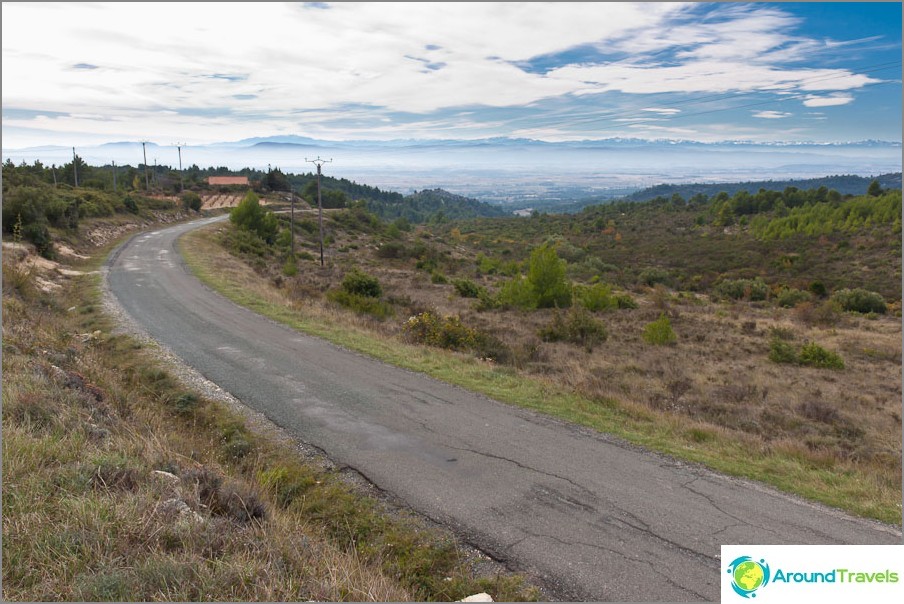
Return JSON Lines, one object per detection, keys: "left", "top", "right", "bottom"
{"left": 721, "top": 545, "right": 904, "bottom": 604}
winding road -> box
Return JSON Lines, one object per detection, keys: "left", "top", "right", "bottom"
{"left": 107, "top": 216, "right": 901, "bottom": 602}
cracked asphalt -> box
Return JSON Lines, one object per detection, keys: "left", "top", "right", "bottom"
{"left": 107, "top": 216, "right": 902, "bottom": 602}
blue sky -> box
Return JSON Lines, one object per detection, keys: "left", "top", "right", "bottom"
{"left": 2, "top": 2, "right": 901, "bottom": 147}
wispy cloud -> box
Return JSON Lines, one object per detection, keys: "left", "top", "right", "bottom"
{"left": 803, "top": 94, "right": 855, "bottom": 107}
{"left": 752, "top": 110, "right": 792, "bottom": 119}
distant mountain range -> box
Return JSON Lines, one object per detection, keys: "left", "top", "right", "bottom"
{"left": 4, "top": 135, "right": 901, "bottom": 202}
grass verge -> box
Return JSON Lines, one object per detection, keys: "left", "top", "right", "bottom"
{"left": 1, "top": 237, "right": 537, "bottom": 601}
{"left": 181, "top": 223, "right": 901, "bottom": 526}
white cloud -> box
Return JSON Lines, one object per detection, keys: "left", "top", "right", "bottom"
{"left": 752, "top": 111, "right": 792, "bottom": 119}
{"left": 0, "top": 2, "right": 893, "bottom": 145}
{"left": 803, "top": 94, "right": 855, "bottom": 107}
{"left": 642, "top": 108, "right": 682, "bottom": 115}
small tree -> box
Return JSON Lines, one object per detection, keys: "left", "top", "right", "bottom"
{"left": 230, "top": 191, "right": 278, "bottom": 243}
{"left": 527, "top": 243, "right": 571, "bottom": 308}
{"left": 867, "top": 179, "right": 883, "bottom": 197}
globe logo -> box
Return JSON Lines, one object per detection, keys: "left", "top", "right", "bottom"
{"left": 727, "top": 556, "right": 771, "bottom": 598}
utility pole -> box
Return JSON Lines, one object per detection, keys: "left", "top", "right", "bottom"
{"left": 153, "top": 158, "right": 158, "bottom": 187}
{"left": 306, "top": 156, "right": 332, "bottom": 267}
{"left": 112, "top": 160, "right": 117, "bottom": 192}
{"left": 72, "top": 147, "right": 79, "bottom": 187}
{"left": 176, "top": 143, "right": 185, "bottom": 193}
{"left": 142, "top": 142, "right": 150, "bottom": 192}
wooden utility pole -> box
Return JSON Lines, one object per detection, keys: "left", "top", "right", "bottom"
{"left": 177, "top": 144, "right": 184, "bottom": 193}
{"left": 142, "top": 142, "right": 150, "bottom": 191}
{"left": 306, "top": 157, "right": 332, "bottom": 267}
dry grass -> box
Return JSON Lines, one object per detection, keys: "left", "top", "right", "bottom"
{"left": 183, "top": 219, "right": 902, "bottom": 524}
{"left": 2, "top": 240, "right": 537, "bottom": 602}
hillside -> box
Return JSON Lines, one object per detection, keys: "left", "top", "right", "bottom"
{"left": 621, "top": 173, "right": 902, "bottom": 203}
{"left": 366, "top": 188, "right": 508, "bottom": 223}
{"left": 183, "top": 178, "right": 901, "bottom": 526}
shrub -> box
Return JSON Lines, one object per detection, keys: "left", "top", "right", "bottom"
{"left": 575, "top": 283, "right": 616, "bottom": 312}
{"left": 403, "top": 312, "right": 481, "bottom": 351}
{"left": 430, "top": 271, "right": 448, "bottom": 284}
{"left": 793, "top": 300, "right": 842, "bottom": 327}
{"left": 768, "top": 338, "right": 798, "bottom": 364}
{"left": 22, "top": 222, "right": 54, "bottom": 258}
{"left": 614, "top": 293, "right": 638, "bottom": 309}
{"left": 282, "top": 256, "right": 298, "bottom": 277}
{"left": 375, "top": 241, "right": 408, "bottom": 259}
{"left": 123, "top": 195, "right": 139, "bottom": 214}
{"left": 496, "top": 276, "right": 534, "bottom": 309}
{"left": 341, "top": 269, "right": 382, "bottom": 298}
{"left": 452, "top": 278, "right": 482, "bottom": 298}
{"left": 714, "top": 277, "right": 769, "bottom": 301}
{"left": 799, "top": 343, "right": 845, "bottom": 369}
{"left": 327, "top": 289, "right": 393, "bottom": 319}
{"left": 181, "top": 191, "right": 202, "bottom": 212}
{"left": 638, "top": 267, "right": 672, "bottom": 287}
{"left": 776, "top": 287, "right": 812, "bottom": 308}
{"left": 224, "top": 228, "right": 271, "bottom": 258}
{"left": 474, "top": 287, "right": 501, "bottom": 311}
{"left": 643, "top": 313, "right": 677, "bottom": 345}
{"left": 831, "top": 288, "right": 887, "bottom": 314}
{"left": 539, "top": 307, "right": 608, "bottom": 351}
{"left": 809, "top": 281, "right": 828, "bottom": 298}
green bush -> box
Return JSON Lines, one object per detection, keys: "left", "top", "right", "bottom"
{"left": 327, "top": 290, "right": 393, "bottom": 320}
{"left": 341, "top": 269, "right": 382, "bottom": 298}
{"left": 403, "top": 312, "right": 481, "bottom": 351}
{"left": 474, "top": 287, "right": 501, "bottom": 311}
{"left": 282, "top": 256, "right": 298, "bottom": 277}
{"left": 430, "top": 271, "right": 448, "bottom": 284}
{"left": 776, "top": 287, "right": 812, "bottom": 308}
{"left": 799, "top": 343, "right": 845, "bottom": 369}
{"left": 452, "top": 278, "right": 482, "bottom": 298}
{"left": 809, "top": 281, "right": 828, "bottom": 298}
{"left": 539, "top": 307, "right": 608, "bottom": 351}
{"left": 831, "top": 288, "right": 887, "bottom": 314}
{"left": 768, "top": 338, "right": 798, "bottom": 364}
{"left": 497, "top": 276, "right": 537, "bottom": 310}
{"left": 575, "top": 283, "right": 616, "bottom": 311}
{"left": 643, "top": 313, "right": 677, "bottom": 346}
{"left": 375, "top": 241, "right": 408, "bottom": 259}
{"left": 230, "top": 191, "right": 278, "bottom": 244}
{"left": 22, "top": 222, "right": 54, "bottom": 258}
{"left": 614, "top": 293, "right": 639, "bottom": 309}
{"left": 527, "top": 243, "right": 572, "bottom": 308}
{"left": 224, "top": 228, "right": 271, "bottom": 258}
{"left": 638, "top": 267, "right": 673, "bottom": 287}
{"left": 714, "top": 277, "right": 770, "bottom": 301}
{"left": 123, "top": 195, "right": 139, "bottom": 214}
{"left": 181, "top": 191, "right": 202, "bottom": 212}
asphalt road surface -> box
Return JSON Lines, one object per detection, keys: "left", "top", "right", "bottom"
{"left": 107, "top": 216, "right": 901, "bottom": 601}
